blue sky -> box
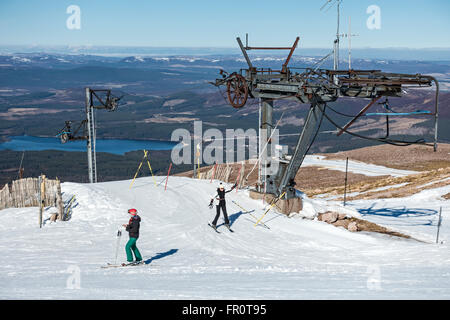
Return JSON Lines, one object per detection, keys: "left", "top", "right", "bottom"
{"left": 0, "top": 0, "right": 449, "bottom": 48}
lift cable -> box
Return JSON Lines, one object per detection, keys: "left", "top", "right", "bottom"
{"left": 316, "top": 103, "right": 431, "bottom": 147}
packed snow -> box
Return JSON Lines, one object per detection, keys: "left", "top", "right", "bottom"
{"left": 0, "top": 174, "right": 449, "bottom": 299}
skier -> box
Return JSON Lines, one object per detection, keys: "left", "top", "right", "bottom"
{"left": 122, "top": 208, "right": 143, "bottom": 264}
{"left": 209, "top": 182, "right": 237, "bottom": 230}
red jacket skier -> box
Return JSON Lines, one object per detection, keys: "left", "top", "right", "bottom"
{"left": 122, "top": 208, "right": 143, "bottom": 264}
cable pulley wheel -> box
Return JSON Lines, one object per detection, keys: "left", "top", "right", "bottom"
{"left": 226, "top": 74, "right": 248, "bottom": 108}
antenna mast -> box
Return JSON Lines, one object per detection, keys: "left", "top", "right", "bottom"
{"left": 340, "top": 16, "right": 359, "bottom": 70}
{"left": 348, "top": 16, "right": 351, "bottom": 69}
{"left": 321, "top": 0, "right": 342, "bottom": 70}
{"left": 336, "top": 0, "right": 340, "bottom": 70}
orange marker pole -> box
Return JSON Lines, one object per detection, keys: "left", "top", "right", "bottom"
{"left": 210, "top": 161, "right": 218, "bottom": 183}
{"left": 165, "top": 163, "right": 172, "bottom": 191}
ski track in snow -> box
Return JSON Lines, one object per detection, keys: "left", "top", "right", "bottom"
{"left": 0, "top": 176, "right": 449, "bottom": 299}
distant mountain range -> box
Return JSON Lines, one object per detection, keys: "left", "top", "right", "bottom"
{"left": 1, "top": 45, "right": 450, "bottom": 61}
{"left": 0, "top": 52, "right": 449, "bottom": 94}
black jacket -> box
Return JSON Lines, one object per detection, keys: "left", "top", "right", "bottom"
{"left": 210, "top": 186, "right": 235, "bottom": 206}
{"left": 216, "top": 188, "right": 232, "bottom": 202}
{"left": 126, "top": 215, "right": 141, "bottom": 239}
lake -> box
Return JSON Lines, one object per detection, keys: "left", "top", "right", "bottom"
{"left": 0, "top": 135, "right": 178, "bottom": 155}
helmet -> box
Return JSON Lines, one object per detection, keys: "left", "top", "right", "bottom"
{"left": 128, "top": 208, "right": 137, "bottom": 215}
{"left": 218, "top": 183, "right": 224, "bottom": 189}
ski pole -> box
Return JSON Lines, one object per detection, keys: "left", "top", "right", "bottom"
{"left": 436, "top": 207, "right": 442, "bottom": 244}
{"left": 114, "top": 229, "right": 122, "bottom": 265}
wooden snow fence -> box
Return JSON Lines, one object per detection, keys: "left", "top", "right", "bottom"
{"left": 0, "top": 176, "right": 64, "bottom": 221}
{"left": 198, "top": 162, "right": 246, "bottom": 188}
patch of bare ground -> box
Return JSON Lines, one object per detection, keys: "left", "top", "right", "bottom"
{"left": 331, "top": 167, "right": 450, "bottom": 201}
{"left": 294, "top": 167, "right": 387, "bottom": 197}
{"left": 442, "top": 193, "right": 450, "bottom": 200}
{"left": 322, "top": 143, "right": 450, "bottom": 171}
{"left": 318, "top": 212, "right": 411, "bottom": 239}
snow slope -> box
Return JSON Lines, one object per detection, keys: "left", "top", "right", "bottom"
{"left": 302, "top": 155, "right": 418, "bottom": 177}
{"left": 0, "top": 176, "right": 449, "bottom": 299}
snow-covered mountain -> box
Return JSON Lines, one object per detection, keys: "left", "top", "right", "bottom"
{"left": 0, "top": 166, "right": 449, "bottom": 299}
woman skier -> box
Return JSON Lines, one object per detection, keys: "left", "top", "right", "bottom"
{"left": 122, "top": 208, "right": 143, "bottom": 265}
{"left": 209, "top": 182, "right": 237, "bottom": 231}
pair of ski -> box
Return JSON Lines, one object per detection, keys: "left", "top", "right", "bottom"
{"left": 208, "top": 223, "right": 234, "bottom": 234}
{"left": 101, "top": 261, "right": 146, "bottom": 269}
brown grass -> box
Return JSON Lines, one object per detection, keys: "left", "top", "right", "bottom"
{"left": 332, "top": 167, "right": 450, "bottom": 201}
{"left": 346, "top": 217, "right": 411, "bottom": 239}
{"left": 294, "top": 167, "right": 387, "bottom": 197}
{"left": 322, "top": 143, "right": 450, "bottom": 172}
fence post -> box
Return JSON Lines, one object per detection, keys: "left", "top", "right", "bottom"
{"left": 343, "top": 157, "right": 349, "bottom": 206}
{"left": 56, "top": 178, "right": 64, "bottom": 220}
{"left": 0, "top": 184, "right": 10, "bottom": 210}
{"left": 236, "top": 161, "right": 244, "bottom": 192}
{"left": 210, "top": 161, "right": 218, "bottom": 183}
{"left": 38, "top": 175, "right": 45, "bottom": 228}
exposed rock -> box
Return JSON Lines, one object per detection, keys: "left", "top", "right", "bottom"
{"left": 320, "top": 211, "right": 339, "bottom": 224}
{"left": 332, "top": 219, "right": 349, "bottom": 228}
{"left": 249, "top": 190, "right": 303, "bottom": 215}
{"left": 348, "top": 221, "right": 358, "bottom": 232}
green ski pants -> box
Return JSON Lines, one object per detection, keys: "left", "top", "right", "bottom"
{"left": 125, "top": 237, "right": 142, "bottom": 262}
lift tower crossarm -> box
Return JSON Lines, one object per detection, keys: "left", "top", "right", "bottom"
{"left": 237, "top": 36, "right": 300, "bottom": 74}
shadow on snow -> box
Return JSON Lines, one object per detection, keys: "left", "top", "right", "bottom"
{"left": 217, "top": 208, "right": 257, "bottom": 228}
{"left": 144, "top": 248, "right": 178, "bottom": 265}
{"left": 359, "top": 204, "right": 438, "bottom": 226}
